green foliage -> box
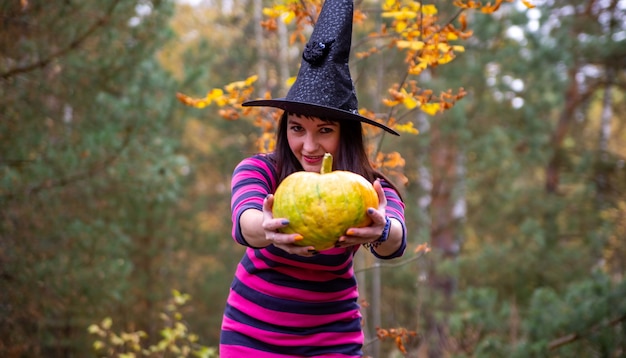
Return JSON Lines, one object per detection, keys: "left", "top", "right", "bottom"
{"left": 419, "top": 1, "right": 626, "bottom": 356}
{"left": 522, "top": 275, "right": 626, "bottom": 357}
{"left": 447, "top": 275, "right": 626, "bottom": 357}
{"left": 88, "top": 290, "right": 217, "bottom": 357}
{"left": 0, "top": 0, "right": 193, "bottom": 355}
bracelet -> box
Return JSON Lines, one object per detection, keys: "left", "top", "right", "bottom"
{"left": 364, "top": 216, "right": 391, "bottom": 249}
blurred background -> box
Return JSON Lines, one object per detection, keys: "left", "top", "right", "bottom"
{"left": 1, "top": 0, "right": 625, "bottom": 357}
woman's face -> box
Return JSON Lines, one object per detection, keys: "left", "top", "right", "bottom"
{"left": 286, "top": 114, "right": 340, "bottom": 172}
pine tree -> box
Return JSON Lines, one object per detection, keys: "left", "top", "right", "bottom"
{"left": 0, "top": 1, "right": 184, "bottom": 355}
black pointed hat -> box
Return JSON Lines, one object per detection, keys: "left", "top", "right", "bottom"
{"left": 242, "top": 0, "right": 399, "bottom": 136}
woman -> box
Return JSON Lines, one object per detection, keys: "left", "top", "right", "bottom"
{"left": 219, "top": 0, "right": 407, "bottom": 356}
{"left": 220, "top": 112, "right": 406, "bottom": 357}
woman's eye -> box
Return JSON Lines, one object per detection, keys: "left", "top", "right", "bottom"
{"left": 290, "top": 125, "right": 303, "bottom": 132}
{"left": 320, "top": 127, "right": 334, "bottom": 134}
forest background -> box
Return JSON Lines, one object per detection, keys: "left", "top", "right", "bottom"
{"left": 1, "top": 0, "right": 625, "bottom": 357}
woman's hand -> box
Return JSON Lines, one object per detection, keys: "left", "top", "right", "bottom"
{"left": 262, "top": 194, "right": 319, "bottom": 256}
{"left": 335, "top": 179, "right": 388, "bottom": 248}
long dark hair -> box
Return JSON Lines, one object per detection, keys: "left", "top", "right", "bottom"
{"left": 269, "top": 112, "right": 401, "bottom": 194}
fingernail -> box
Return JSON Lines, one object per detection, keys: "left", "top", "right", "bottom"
{"left": 367, "top": 208, "right": 375, "bottom": 214}
{"left": 293, "top": 235, "right": 303, "bottom": 241}
{"left": 281, "top": 219, "right": 290, "bottom": 225}
{"left": 345, "top": 230, "right": 353, "bottom": 237}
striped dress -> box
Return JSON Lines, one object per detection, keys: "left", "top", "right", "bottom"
{"left": 220, "top": 154, "right": 407, "bottom": 357}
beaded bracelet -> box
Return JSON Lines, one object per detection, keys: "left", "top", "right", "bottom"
{"left": 364, "top": 216, "right": 391, "bottom": 249}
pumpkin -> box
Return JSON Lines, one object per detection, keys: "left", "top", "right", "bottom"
{"left": 272, "top": 153, "right": 379, "bottom": 251}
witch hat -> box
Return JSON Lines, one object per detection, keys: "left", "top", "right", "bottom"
{"left": 242, "top": 0, "right": 399, "bottom": 136}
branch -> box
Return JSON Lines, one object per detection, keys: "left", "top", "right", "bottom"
{"left": 1, "top": 0, "right": 121, "bottom": 80}
{"left": 396, "top": 7, "right": 467, "bottom": 102}
{"left": 371, "top": 6, "right": 467, "bottom": 156}
{"left": 355, "top": 251, "right": 427, "bottom": 274}
{"left": 1, "top": 126, "right": 133, "bottom": 201}
{"left": 548, "top": 313, "right": 626, "bottom": 351}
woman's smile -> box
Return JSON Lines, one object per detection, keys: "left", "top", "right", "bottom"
{"left": 302, "top": 154, "right": 324, "bottom": 164}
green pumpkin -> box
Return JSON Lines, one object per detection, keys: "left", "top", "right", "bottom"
{"left": 273, "top": 153, "right": 379, "bottom": 251}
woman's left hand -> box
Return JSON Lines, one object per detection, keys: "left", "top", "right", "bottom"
{"left": 335, "top": 179, "right": 388, "bottom": 248}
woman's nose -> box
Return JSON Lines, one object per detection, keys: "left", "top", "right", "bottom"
{"left": 302, "top": 134, "right": 319, "bottom": 152}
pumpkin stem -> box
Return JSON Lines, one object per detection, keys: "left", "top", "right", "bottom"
{"left": 321, "top": 153, "right": 333, "bottom": 174}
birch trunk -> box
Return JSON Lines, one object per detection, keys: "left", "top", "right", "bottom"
{"left": 252, "top": 0, "right": 267, "bottom": 92}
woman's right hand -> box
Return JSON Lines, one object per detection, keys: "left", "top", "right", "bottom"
{"left": 263, "top": 194, "right": 318, "bottom": 256}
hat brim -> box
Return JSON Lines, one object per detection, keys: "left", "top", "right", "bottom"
{"left": 242, "top": 98, "right": 399, "bottom": 136}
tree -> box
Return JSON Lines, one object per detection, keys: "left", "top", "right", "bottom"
{"left": 0, "top": 1, "right": 186, "bottom": 355}
{"left": 440, "top": 0, "right": 626, "bottom": 355}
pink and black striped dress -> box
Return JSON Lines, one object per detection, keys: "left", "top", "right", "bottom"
{"left": 220, "top": 154, "right": 407, "bottom": 357}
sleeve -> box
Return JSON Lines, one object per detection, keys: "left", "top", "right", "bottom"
{"left": 230, "top": 155, "right": 277, "bottom": 246}
{"left": 370, "top": 180, "right": 407, "bottom": 259}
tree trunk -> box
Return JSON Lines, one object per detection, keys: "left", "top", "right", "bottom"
{"left": 426, "top": 121, "right": 459, "bottom": 357}
{"left": 595, "top": 66, "right": 615, "bottom": 202}
{"left": 545, "top": 66, "right": 580, "bottom": 193}
{"left": 278, "top": 20, "right": 290, "bottom": 94}
{"left": 598, "top": 68, "right": 614, "bottom": 154}
{"left": 367, "top": 14, "right": 389, "bottom": 356}
{"left": 252, "top": 0, "right": 268, "bottom": 92}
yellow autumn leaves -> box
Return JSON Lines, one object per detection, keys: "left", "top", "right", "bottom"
{"left": 176, "top": 75, "right": 258, "bottom": 120}
{"left": 454, "top": 0, "right": 535, "bottom": 13}
{"left": 88, "top": 290, "right": 216, "bottom": 357}
{"left": 176, "top": 0, "right": 533, "bottom": 175}
{"left": 176, "top": 75, "right": 257, "bottom": 109}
